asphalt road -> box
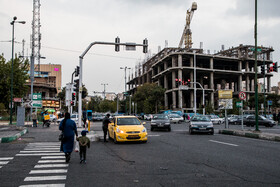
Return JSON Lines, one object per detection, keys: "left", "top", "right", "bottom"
{"left": 0, "top": 121, "right": 280, "bottom": 187}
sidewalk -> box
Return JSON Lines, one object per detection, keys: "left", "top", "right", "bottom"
{"left": 0, "top": 122, "right": 29, "bottom": 143}
{"left": 0, "top": 121, "right": 103, "bottom": 143}
{"left": 219, "top": 129, "right": 280, "bottom": 142}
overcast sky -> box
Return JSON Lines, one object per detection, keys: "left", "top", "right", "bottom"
{"left": 1, "top": 0, "right": 280, "bottom": 95}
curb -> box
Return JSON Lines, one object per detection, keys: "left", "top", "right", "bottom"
{"left": 0, "top": 128, "right": 28, "bottom": 143}
{"left": 219, "top": 129, "right": 280, "bottom": 142}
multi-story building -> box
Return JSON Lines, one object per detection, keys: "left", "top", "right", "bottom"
{"left": 127, "top": 45, "right": 274, "bottom": 113}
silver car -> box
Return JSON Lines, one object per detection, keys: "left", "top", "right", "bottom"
{"left": 189, "top": 115, "right": 214, "bottom": 135}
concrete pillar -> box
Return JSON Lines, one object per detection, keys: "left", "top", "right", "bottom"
{"left": 172, "top": 57, "right": 176, "bottom": 67}
{"left": 210, "top": 58, "right": 214, "bottom": 69}
{"left": 172, "top": 71, "right": 176, "bottom": 88}
{"left": 251, "top": 79, "right": 254, "bottom": 92}
{"left": 165, "top": 92, "right": 168, "bottom": 109}
{"left": 157, "top": 66, "right": 161, "bottom": 75}
{"left": 246, "top": 75, "right": 250, "bottom": 91}
{"left": 238, "top": 61, "right": 242, "bottom": 71}
{"left": 164, "top": 61, "right": 168, "bottom": 70}
{"left": 190, "top": 91, "right": 194, "bottom": 108}
{"left": 238, "top": 75, "right": 242, "bottom": 91}
{"left": 210, "top": 72, "right": 214, "bottom": 89}
{"left": 172, "top": 91, "right": 176, "bottom": 109}
{"left": 246, "top": 61, "right": 249, "bottom": 71}
{"left": 178, "top": 55, "right": 182, "bottom": 67}
{"left": 210, "top": 92, "right": 214, "bottom": 108}
{"left": 164, "top": 75, "right": 168, "bottom": 89}
{"left": 267, "top": 76, "right": 271, "bottom": 92}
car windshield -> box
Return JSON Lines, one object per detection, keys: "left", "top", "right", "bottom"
{"left": 191, "top": 116, "right": 211, "bottom": 122}
{"left": 153, "top": 115, "right": 168, "bottom": 120}
{"left": 117, "top": 118, "right": 141, "bottom": 125}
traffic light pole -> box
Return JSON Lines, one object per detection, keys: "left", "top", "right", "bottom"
{"left": 78, "top": 39, "right": 148, "bottom": 127}
{"left": 254, "top": 0, "right": 259, "bottom": 131}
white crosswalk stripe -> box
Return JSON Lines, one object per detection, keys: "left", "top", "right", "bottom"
{"left": 0, "top": 157, "right": 13, "bottom": 169}
{"left": 19, "top": 142, "right": 68, "bottom": 187}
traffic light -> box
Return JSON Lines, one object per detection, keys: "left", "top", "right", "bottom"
{"left": 115, "top": 37, "right": 120, "bottom": 52}
{"left": 273, "top": 62, "right": 278, "bottom": 72}
{"left": 74, "top": 79, "right": 79, "bottom": 92}
{"left": 261, "top": 65, "right": 265, "bottom": 75}
{"left": 70, "top": 101, "right": 74, "bottom": 106}
{"left": 143, "top": 38, "right": 148, "bottom": 53}
{"left": 175, "top": 78, "right": 179, "bottom": 87}
{"left": 186, "top": 79, "right": 191, "bottom": 86}
{"left": 269, "top": 66, "right": 273, "bottom": 73}
{"left": 72, "top": 92, "right": 76, "bottom": 101}
{"left": 75, "top": 66, "right": 80, "bottom": 77}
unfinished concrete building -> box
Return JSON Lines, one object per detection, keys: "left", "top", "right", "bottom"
{"left": 127, "top": 45, "right": 274, "bottom": 113}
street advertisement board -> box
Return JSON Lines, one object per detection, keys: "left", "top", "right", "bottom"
{"left": 218, "top": 90, "right": 233, "bottom": 99}
{"left": 218, "top": 99, "right": 233, "bottom": 109}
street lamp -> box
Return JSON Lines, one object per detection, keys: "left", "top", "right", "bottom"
{"left": 10, "top": 16, "right": 25, "bottom": 125}
{"left": 101, "top": 83, "right": 108, "bottom": 99}
{"left": 120, "top": 66, "right": 131, "bottom": 114}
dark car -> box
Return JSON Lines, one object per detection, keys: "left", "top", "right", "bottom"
{"left": 150, "top": 114, "right": 171, "bottom": 131}
{"left": 188, "top": 115, "right": 214, "bottom": 135}
{"left": 244, "top": 115, "right": 276, "bottom": 127}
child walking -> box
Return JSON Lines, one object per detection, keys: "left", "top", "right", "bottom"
{"left": 76, "top": 130, "right": 90, "bottom": 163}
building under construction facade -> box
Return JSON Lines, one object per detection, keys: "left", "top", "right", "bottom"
{"left": 127, "top": 45, "right": 274, "bottom": 113}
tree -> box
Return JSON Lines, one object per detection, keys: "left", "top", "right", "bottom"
{"left": 0, "top": 54, "right": 29, "bottom": 110}
{"left": 132, "top": 83, "right": 165, "bottom": 114}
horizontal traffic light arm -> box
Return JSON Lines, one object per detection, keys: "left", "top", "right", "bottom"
{"left": 80, "top": 40, "right": 148, "bottom": 58}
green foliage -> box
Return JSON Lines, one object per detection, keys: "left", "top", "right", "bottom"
{"left": 248, "top": 93, "right": 280, "bottom": 110}
{"left": 132, "top": 83, "right": 165, "bottom": 114}
{"left": 0, "top": 54, "right": 29, "bottom": 110}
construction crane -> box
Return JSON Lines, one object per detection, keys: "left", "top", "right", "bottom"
{"left": 178, "top": 2, "right": 197, "bottom": 49}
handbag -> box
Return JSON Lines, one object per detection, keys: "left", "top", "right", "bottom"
{"left": 59, "top": 132, "right": 64, "bottom": 141}
{"left": 59, "top": 119, "right": 66, "bottom": 141}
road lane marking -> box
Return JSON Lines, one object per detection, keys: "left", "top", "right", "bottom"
{"left": 0, "top": 157, "right": 13, "bottom": 160}
{"left": 24, "top": 175, "right": 67, "bottom": 181}
{"left": 25, "top": 148, "right": 60, "bottom": 150}
{"left": 20, "top": 150, "right": 60, "bottom": 153}
{"left": 30, "top": 169, "right": 68, "bottom": 174}
{"left": 148, "top": 135, "right": 160, "bottom": 137}
{"left": 38, "top": 160, "right": 65, "bottom": 163}
{"left": 19, "top": 184, "right": 65, "bottom": 187}
{"left": 35, "top": 164, "right": 69, "bottom": 168}
{"left": 16, "top": 153, "right": 64, "bottom": 156}
{"left": 209, "top": 140, "right": 239, "bottom": 147}
{"left": 0, "top": 161, "right": 9, "bottom": 164}
{"left": 41, "top": 156, "right": 65, "bottom": 159}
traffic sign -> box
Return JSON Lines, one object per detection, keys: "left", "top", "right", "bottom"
{"left": 239, "top": 91, "right": 246, "bottom": 100}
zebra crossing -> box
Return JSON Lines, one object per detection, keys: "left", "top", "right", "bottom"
{"left": 17, "top": 142, "right": 68, "bottom": 187}
{"left": 0, "top": 157, "right": 13, "bottom": 169}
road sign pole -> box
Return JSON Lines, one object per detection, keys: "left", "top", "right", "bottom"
{"left": 241, "top": 100, "right": 244, "bottom": 130}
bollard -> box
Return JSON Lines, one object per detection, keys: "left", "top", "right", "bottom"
{"left": 88, "top": 119, "right": 90, "bottom": 131}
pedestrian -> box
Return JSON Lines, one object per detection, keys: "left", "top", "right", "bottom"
{"left": 76, "top": 130, "right": 90, "bottom": 164}
{"left": 32, "top": 111, "right": 37, "bottom": 127}
{"left": 82, "top": 110, "right": 87, "bottom": 128}
{"left": 59, "top": 112, "right": 78, "bottom": 163}
{"left": 102, "top": 113, "right": 111, "bottom": 142}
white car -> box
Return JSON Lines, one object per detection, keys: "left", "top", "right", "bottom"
{"left": 56, "top": 113, "right": 79, "bottom": 125}
{"left": 207, "top": 115, "right": 223, "bottom": 124}
{"left": 169, "top": 114, "right": 184, "bottom": 123}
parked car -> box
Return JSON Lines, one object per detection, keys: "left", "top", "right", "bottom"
{"left": 207, "top": 115, "right": 223, "bottom": 125}
{"left": 92, "top": 113, "right": 104, "bottom": 121}
{"left": 188, "top": 115, "right": 214, "bottom": 135}
{"left": 151, "top": 114, "right": 171, "bottom": 131}
{"left": 169, "top": 114, "right": 184, "bottom": 123}
{"left": 108, "top": 116, "right": 147, "bottom": 143}
{"left": 244, "top": 115, "right": 276, "bottom": 127}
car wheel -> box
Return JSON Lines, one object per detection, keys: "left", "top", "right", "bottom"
{"left": 168, "top": 127, "right": 171, "bottom": 132}
{"left": 114, "top": 133, "right": 118, "bottom": 144}
{"left": 218, "top": 121, "right": 221, "bottom": 124}
{"left": 189, "top": 128, "right": 193, "bottom": 135}
{"left": 210, "top": 131, "right": 214, "bottom": 135}
{"left": 151, "top": 127, "right": 154, "bottom": 131}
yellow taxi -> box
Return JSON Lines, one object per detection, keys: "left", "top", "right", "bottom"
{"left": 108, "top": 116, "right": 148, "bottom": 143}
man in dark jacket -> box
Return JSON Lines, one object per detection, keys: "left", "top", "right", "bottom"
{"left": 102, "top": 114, "right": 111, "bottom": 142}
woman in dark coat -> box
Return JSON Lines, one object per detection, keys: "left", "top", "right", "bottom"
{"left": 59, "top": 112, "right": 78, "bottom": 163}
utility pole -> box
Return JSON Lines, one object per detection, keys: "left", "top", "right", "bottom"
{"left": 101, "top": 83, "right": 108, "bottom": 100}
{"left": 254, "top": 0, "right": 259, "bottom": 131}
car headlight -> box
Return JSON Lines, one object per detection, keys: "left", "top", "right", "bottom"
{"left": 151, "top": 123, "right": 156, "bottom": 125}
{"left": 165, "top": 123, "right": 170, "bottom": 125}
{"left": 116, "top": 128, "right": 124, "bottom": 133}
{"left": 142, "top": 128, "right": 147, "bottom": 133}
{"left": 208, "top": 124, "right": 214, "bottom": 127}
{"left": 191, "top": 124, "right": 197, "bottom": 127}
